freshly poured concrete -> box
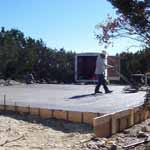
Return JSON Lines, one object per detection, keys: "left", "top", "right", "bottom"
{"left": 0, "top": 84, "right": 145, "bottom": 113}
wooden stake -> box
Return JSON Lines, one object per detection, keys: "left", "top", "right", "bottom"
{"left": 4, "top": 95, "right": 6, "bottom": 111}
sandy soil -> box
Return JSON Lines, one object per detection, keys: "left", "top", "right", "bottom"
{"left": 0, "top": 112, "right": 93, "bottom": 150}
{"left": 1, "top": 111, "right": 150, "bottom": 150}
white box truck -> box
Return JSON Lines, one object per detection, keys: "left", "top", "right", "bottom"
{"left": 75, "top": 53, "right": 120, "bottom": 82}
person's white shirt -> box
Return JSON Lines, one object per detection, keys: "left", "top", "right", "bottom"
{"left": 95, "top": 55, "right": 113, "bottom": 75}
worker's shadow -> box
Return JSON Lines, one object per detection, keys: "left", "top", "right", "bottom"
{"left": 69, "top": 93, "right": 100, "bottom": 99}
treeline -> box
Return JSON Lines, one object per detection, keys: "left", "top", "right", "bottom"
{"left": 0, "top": 27, "right": 75, "bottom": 83}
{"left": 119, "top": 48, "right": 150, "bottom": 82}
{"left": 1, "top": 27, "right": 150, "bottom": 84}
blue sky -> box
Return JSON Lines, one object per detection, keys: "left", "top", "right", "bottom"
{"left": 0, "top": 0, "right": 140, "bottom": 54}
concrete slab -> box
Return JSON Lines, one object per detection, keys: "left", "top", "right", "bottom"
{"left": 0, "top": 84, "right": 145, "bottom": 113}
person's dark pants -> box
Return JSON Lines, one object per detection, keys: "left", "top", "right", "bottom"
{"left": 95, "top": 74, "right": 109, "bottom": 93}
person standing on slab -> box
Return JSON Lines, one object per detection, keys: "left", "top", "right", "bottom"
{"left": 94, "top": 50, "right": 113, "bottom": 94}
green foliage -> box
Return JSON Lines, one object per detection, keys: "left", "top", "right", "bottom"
{"left": 108, "top": 0, "right": 148, "bottom": 33}
{"left": 119, "top": 48, "right": 150, "bottom": 82}
{"left": 0, "top": 27, "right": 75, "bottom": 83}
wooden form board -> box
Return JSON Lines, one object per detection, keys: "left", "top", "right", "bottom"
{"left": 0, "top": 103, "right": 103, "bottom": 126}
{"left": 1, "top": 102, "right": 149, "bottom": 138}
{"left": 93, "top": 106, "right": 150, "bottom": 138}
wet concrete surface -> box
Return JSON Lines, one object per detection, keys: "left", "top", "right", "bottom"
{"left": 0, "top": 84, "right": 146, "bottom": 113}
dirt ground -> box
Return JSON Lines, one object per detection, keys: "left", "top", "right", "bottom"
{"left": 86, "top": 119, "right": 150, "bottom": 150}
{"left": 1, "top": 112, "right": 150, "bottom": 150}
{"left": 0, "top": 112, "right": 93, "bottom": 150}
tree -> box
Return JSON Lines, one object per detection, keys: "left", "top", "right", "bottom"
{"left": 0, "top": 28, "right": 26, "bottom": 79}
{"left": 95, "top": 1, "right": 150, "bottom": 81}
{"left": 96, "top": 0, "right": 150, "bottom": 48}
{"left": 0, "top": 27, "right": 75, "bottom": 83}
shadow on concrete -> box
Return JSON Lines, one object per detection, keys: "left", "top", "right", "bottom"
{"left": 69, "top": 93, "right": 103, "bottom": 99}
{"left": 0, "top": 111, "right": 93, "bottom": 134}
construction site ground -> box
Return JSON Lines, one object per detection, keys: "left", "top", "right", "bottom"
{"left": 0, "top": 83, "right": 147, "bottom": 150}
{"left": 0, "top": 112, "right": 93, "bottom": 150}
{"left": 0, "top": 112, "right": 150, "bottom": 150}
{"left": 0, "top": 84, "right": 146, "bottom": 113}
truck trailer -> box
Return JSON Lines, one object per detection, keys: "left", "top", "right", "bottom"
{"left": 75, "top": 53, "right": 120, "bottom": 82}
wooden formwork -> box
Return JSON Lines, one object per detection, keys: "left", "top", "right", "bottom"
{"left": 16, "top": 106, "right": 29, "bottom": 114}
{"left": 111, "top": 109, "right": 131, "bottom": 134}
{"left": 0, "top": 105, "right": 4, "bottom": 111}
{"left": 0, "top": 100, "right": 103, "bottom": 126}
{"left": 53, "top": 110, "right": 67, "bottom": 120}
{"left": 83, "top": 112, "right": 101, "bottom": 125}
{"left": 30, "top": 107, "right": 40, "bottom": 116}
{"left": 68, "top": 111, "right": 83, "bottom": 123}
{"left": 1, "top": 99, "right": 149, "bottom": 138}
{"left": 93, "top": 105, "right": 150, "bottom": 138}
{"left": 39, "top": 108, "right": 52, "bottom": 119}
{"left": 93, "top": 114, "right": 112, "bottom": 137}
{"left": 6, "top": 105, "right": 15, "bottom": 112}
